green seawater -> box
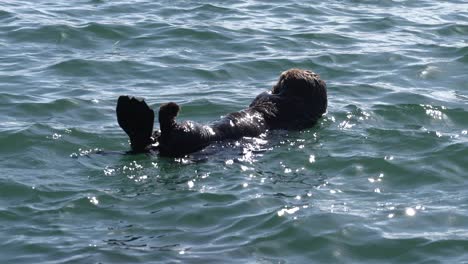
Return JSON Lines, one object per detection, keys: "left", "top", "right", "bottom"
{"left": 1, "top": 1, "right": 468, "bottom": 263}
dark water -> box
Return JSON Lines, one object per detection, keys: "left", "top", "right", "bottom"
{"left": 1, "top": 1, "right": 468, "bottom": 263}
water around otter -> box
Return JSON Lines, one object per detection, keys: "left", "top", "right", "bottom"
{"left": 1, "top": 1, "right": 467, "bottom": 263}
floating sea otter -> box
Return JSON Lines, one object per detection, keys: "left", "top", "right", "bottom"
{"left": 116, "top": 68, "right": 327, "bottom": 157}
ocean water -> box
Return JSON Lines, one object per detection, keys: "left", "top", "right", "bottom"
{"left": 1, "top": 0, "right": 467, "bottom": 263}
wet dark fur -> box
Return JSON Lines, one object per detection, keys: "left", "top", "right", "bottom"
{"left": 118, "top": 69, "right": 327, "bottom": 157}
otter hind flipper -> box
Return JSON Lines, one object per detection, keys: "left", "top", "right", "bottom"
{"left": 116, "top": 95, "right": 154, "bottom": 152}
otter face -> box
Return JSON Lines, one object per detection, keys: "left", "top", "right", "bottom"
{"left": 271, "top": 69, "right": 325, "bottom": 98}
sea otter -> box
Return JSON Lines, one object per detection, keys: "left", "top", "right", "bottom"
{"left": 116, "top": 68, "right": 327, "bottom": 157}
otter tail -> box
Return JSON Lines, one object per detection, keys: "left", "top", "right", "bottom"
{"left": 116, "top": 95, "right": 154, "bottom": 152}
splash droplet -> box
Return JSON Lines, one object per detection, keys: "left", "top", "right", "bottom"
{"left": 309, "top": 155, "right": 316, "bottom": 163}
{"left": 187, "top": 180, "right": 194, "bottom": 188}
{"left": 277, "top": 207, "right": 300, "bottom": 217}
{"left": 88, "top": 196, "right": 99, "bottom": 205}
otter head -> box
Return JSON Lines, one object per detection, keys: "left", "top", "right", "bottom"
{"left": 272, "top": 69, "right": 325, "bottom": 96}
{"left": 272, "top": 68, "right": 328, "bottom": 117}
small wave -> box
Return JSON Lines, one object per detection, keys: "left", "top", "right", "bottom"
{"left": 188, "top": 3, "right": 234, "bottom": 13}
{"left": 289, "top": 32, "right": 357, "bottom": 45}
{"left": 46, "top": 58, "right": 150, "bottom": 78}
{"left": 435, "top": 24, "right": 468, "bottom": 37}
{"left": 0, "top": 122, "right": 77, "bottom": 153}
{"left": 353, "top": 16, "right": 400, "bottom": 31}
{"left": 160, "top": 27, "right": 232, "bottom": 41}
{"left": 7, "top": 22, "right": 135, "bottom": 47}
{"left": 0, "top": 92, "right": 37, "bottom": 104}
{"left": 373, "top": 103, "right": 467, "bottom": 127}
{"left": 77, "top": 22, "right": 134, "bottom": 40}
{"left": 8, "top": 24, "right": 91, "bottom": 46}
{"left": 220, "top": 58, "right": 306, "bottom": 76}
{"left": 10, "top": 98, "right": 80, "bottom": 114}
{"left": 0, "top": 179, "right": 36, "bottom": 202}
{"left": 455, "top": 46, "right": 468, "bottom": 63}
{"left": 0, "top": 9, "right": 15, "bottom": 22}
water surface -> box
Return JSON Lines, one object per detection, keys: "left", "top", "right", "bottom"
{"left": 1, "top": 0, "right": 467, "bottom": 263}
